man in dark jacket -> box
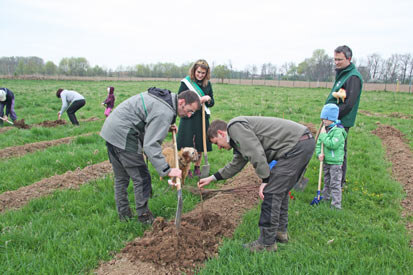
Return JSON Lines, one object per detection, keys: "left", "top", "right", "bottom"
{"left": 100, "top": 87, "right": 200, "bottom": 224}
{"left": 325, "top": 45, "right": 363, "bottom": 186}
{"left": 0, "top": 88, "right": 17, "bottom": 126}
{"left": 198, "top": 116, "right": 315, "bottom": 252}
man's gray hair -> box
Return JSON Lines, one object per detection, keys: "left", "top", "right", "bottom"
{"left": 335, "top": 45, "right": 353, "bottom": 60}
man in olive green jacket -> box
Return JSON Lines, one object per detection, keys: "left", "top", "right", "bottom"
{"left": 198, "top": 116, "right": 315, "bottom": 252}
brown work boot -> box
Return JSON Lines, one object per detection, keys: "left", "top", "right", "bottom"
{"left": 276, "top": 231, "right": 289, "bottom": 243}
{"left": 243, "top": 240, "right": 277, "bottom": 252}
{"left": 138, "top": 211, "right": 155, "bottom": 225}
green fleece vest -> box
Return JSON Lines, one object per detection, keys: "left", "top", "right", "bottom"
{"left": 325, "top": 63, "right": 363, "bottom": 127}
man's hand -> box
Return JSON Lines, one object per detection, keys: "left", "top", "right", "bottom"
{"left": 57, "top": 112, "right": 61, "bottom": 120}
{"left": 318, "top": 154, "right": 324, "bottom": 161}
{"left": 3, "top": 115, "right": 7, "bottom": 121}
{"left": 198, "top": 176, "right": 214, "bottom": 188}
{"left": 168, "top": 167, "right": 182, "bottom": 178}
{"left": 259, "top": 183, "right": 267, "bottom": 200}
{"left": 169, "top": 124, "right": 177, "bottom": 133}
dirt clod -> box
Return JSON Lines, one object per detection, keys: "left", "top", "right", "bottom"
{"left": 37, "top": 119, "right": 67, "bottom": 127}
{"left": 13, "top": 119, "right": 31, "bottom": 129}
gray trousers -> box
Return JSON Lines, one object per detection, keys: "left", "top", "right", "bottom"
{"left": 258, "top": 136, "right": 315, "bottom": 245}
{"left": 106, "top": 142, "right": 152, "bottom": 219}
{"left": 322, "top": 163, "right": 342, "bottom": 209}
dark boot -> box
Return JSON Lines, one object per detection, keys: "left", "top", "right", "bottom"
{"left": 138, "top": 211, "right": 155, "bottom": 225}
{"left": 118, "top": 210, "right": 133, "bottom": 222}
{"left": 275, "top": 231, "right": 289, "bottom": 243}
{"left": 243, "top": 240, "right": 277, "bottom": 252}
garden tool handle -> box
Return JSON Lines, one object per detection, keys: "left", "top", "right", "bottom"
{"left": 317, "top": 143, "right": 324, "bottom": 199}
{"left": 315, "top": 121, "right": 323, "bottom": 142}
{"left": 0, "top": 116, "right": 14, "bottom": 125}
{"left": 172, "top": 130, "right": 182, "bottom": 191}
{"left": 202, "top": 103, "right": 207, "bottom": 155}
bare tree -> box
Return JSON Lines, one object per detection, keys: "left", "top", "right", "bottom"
{"left": 398, "top": 53, "right": 411, "bottom": 83}
{"left": 228, "top": 60, "right": 233, "bottom": 79}
{"left": 260, "top": 63, "right": 267, "bottom": 78}
{"left": 407, "top": 57, "right": 413, "bottom": 84}
{"left": 380, "top": 54, "right": 400, "bottom": 83}
{"left": 280, "top": 62, "right": 289, "bottom": 78}
{"left": 267, "top": 63, "right": 277, "bottom": 79}
{"left": 367, "top": 53, "right": 382, "bottom": 81}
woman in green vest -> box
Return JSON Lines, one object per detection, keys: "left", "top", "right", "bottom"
{"left": 177, "top": 59, "right": 215, "bottom": 177}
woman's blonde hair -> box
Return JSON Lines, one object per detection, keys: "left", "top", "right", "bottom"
{"left": 189, "top": 59, "right": 210, "bottom": 87}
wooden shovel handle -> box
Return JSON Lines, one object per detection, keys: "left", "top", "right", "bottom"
{"left": 172, "top": 130, "right": 182, "bottom": 191}
{"left": 202, "top": 103, "right": 207, "bottom": 155}
{"left": 315, "top": 121, "right": 323, "bottom": 142}
{"left": 317, "top": 143, "right": 324, "bottom": 198}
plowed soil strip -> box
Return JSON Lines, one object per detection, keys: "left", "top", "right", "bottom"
{"left": 359, "top": 110, "right": 413, "bottom": 119}
{"left": 96, "top": 165, "right": 261, "bottom": 275}
{"left": 0, "top": 133, "right": 97, "bottom": 159}
{"left": 0, "top": 117, "right": 101, "bottom": 133}
{"left": 0, "top": 161, "right": 112, "bottom": 213}
{"left": 372, "top": 124, "right": 413, "bottom": 245}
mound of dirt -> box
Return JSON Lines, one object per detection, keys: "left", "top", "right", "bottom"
{"left": 37, "top": 119, "right": 67, "bottom": 127}
{"left": 124, "top": 212, "right": 234, "bottom": 274}
{"left": 13, "top": 119, "right": 31, "bottom": 129}
{"left": 96, "top": 165, "right": 261, "bottom": 275}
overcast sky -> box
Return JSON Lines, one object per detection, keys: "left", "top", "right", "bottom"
{"left": 1, "top": 0, "right": 412, "bottom": 70}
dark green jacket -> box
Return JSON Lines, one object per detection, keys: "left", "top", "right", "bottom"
{"left": 176, "top": 79, "right": 214, "bottom": 152}
{"left": 325, "top": 63, "right": 363, "bottom": 127}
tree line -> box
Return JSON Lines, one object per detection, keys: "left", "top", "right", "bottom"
{"left": 1, "top": 50, "right": 412, "bottom": 84}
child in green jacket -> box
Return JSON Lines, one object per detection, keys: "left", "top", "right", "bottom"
{"left": 316, "top": 104, "right": 347, "bottom": 209}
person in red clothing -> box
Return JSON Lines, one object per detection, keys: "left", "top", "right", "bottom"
{"left": 102, "top": 86, "right": 115, "bottom": 117}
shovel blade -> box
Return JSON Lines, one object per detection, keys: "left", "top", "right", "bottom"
{"left": 294, "top": 177, "right": 309, "bottom": 191}
{"left": 175, "top": 189, "right": 183, "bottom": 229}
{"left": 201, "top": 164, "right": 210, "bottom": 178}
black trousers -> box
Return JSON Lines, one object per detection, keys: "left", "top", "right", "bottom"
{"left": 342, "top": 127, "right": 350, "bottom": 185}
{"left": 67, "top": 99, "right": 85, "bottom": 125}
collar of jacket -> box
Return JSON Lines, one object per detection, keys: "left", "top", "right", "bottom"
{"left": 335, "top": 63, "right": 355, "bottom": 80}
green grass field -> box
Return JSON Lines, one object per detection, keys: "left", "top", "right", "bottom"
{"left": 0, "top": 79, "right": 412, "bottom": 274}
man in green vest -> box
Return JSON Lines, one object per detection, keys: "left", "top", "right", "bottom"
{"left": 325, "top": 45, "right": 363, "bottom": 187}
